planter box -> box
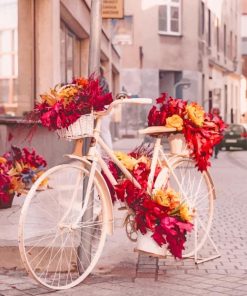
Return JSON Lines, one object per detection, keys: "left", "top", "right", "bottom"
{"left": 0, "top": 194, "right": 14, "bottom": 209}
{"left": 136, "top": 230, "right": 167, "bottom": 257}
{"left": 168, "top": 133, "right": 188, "bottom": 155}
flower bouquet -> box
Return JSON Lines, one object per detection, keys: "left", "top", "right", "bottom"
{"left": 32, "top": 76, "right": 113, "bottom": 139}
{"left": 0, "top": 146, "right": 47, "bottom": 209}
{"left": 148, "top": 93, "right": 226, "bottom": 171}
{"left": 105, "top": 145, "right": 193, "bottom": 259}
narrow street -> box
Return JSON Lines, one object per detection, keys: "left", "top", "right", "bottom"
{"left": 0, "top": 139, "right": 247, "bottom": 296}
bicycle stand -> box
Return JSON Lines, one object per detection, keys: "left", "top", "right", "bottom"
{"left": 187, "top": 215, "right": 221, "bottom": 264}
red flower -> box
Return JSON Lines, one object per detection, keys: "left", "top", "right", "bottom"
{"left": 147, "top": 94, "right": 226, "bottom": 171}
{"left": 22, "top": 148, "right": 47, "bottom": 168}
{"left": 0, "top": 173, "right": 12, "bottom": 203}
{"left": 33, "top": 76, "right": 113, "bottom": 131}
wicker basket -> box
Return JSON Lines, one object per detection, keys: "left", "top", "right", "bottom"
{"left": 168, "top": 133, "right": 188, "bottom": 155}
{"left": 136, "top": 231, "right": 167, "bottom": 257}
{"left": 57, "top": 113, "right": 94, "bottom": 140}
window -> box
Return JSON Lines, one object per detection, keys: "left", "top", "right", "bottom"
{"left": 208, "top": 9, "right": 211, "bottom": 46}
{"left": 224, "top": 24, "right": 226, "bottom": 57}
{"left": 0, "top": 0, "right": 18, "bottom": 107}
{"left": 216, "top": 18, "right": 220, "bottom": 52}
{"left": 229, "top": 31, "right": 233, "bottom": 59}
{"left": 234, "top": 35, "right": 237, "bottom": 58}
{"left": 200, "top": 1, "right": 205, "bottom": 36}
{"left": 60, "top": 22, "right": 82, "bottom": 83}
{"left": 158, "top": 0, "right": 181, "bottom": 36}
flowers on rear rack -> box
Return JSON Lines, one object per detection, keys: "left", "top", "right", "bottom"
{"left": 105, "top": 145, "right": 193, "bottom": 259}
{"left": 32, "top": 76, "right": 113, "bottom": 131}
{"left": 148, "top": 93, "right": 226, "bottom": 171}
{"left": 0, "top": 146, "right": 47, "bottom": 207}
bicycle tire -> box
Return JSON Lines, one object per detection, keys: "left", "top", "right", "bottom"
{"left": 18, "top": 163, "right": 111, "bottom": 290}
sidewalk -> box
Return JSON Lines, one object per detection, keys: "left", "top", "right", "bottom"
{"left": 113, "top": 136, "right": 144, "bottom": 151}
{"left": 0, "top": 149, "right": 247, "bottom": 295}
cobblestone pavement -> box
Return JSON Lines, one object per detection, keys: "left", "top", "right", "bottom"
{"left": 0, "top": 145, "right": 247, "bottom": 296}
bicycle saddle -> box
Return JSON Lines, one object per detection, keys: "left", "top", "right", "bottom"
{"left": 139, "top": 126, "right": 176, "bottom": 135}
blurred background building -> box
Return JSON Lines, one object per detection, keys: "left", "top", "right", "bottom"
{"left": 0, "top": 0, "right": 120, "bottom": 115}
{"left": 1, "top": 0, "right": 247, "bottom": 151}
{"left": 117, "top": 0, "right": 245, "bottom": 124}
{"left": 0, "top": 0, "right": 120, "bottom": 164}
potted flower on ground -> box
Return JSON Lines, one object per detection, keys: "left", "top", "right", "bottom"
{"left": 0, "top": 146, "right": 47, "bottom": 209}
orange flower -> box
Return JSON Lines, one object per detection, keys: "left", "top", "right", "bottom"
{"left": 74, "top": 77, "right": 88, "bottom": 88}
{"left": 186, "top": 103, "right": 205, "bottom": 127}
{"left": 0, "top": 157, "right": 7, "bottom": 164}
{"left": 10, "top": 176, "right": 25, "bottom": 195}
{"left": 165, "top": 115, "right": 183, "bottom": 131}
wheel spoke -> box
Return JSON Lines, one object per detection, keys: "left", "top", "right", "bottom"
{"left": 168, "top": 158, "right": 214, "bottom": 258}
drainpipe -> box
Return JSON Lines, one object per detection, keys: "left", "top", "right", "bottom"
{"left": 78, "top": 0, "right": 102, "bottom": 270}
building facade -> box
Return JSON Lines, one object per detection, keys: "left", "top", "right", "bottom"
{"left": 119, "top": 0, "right": 242, "bottom": 123}
{"left": 241, "top": 0, "right": 247, "bottom": 123}
{"left": 0, "top": 0, "right": 120, "bottom": 164}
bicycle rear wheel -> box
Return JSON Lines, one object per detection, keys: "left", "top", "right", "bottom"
{"left": 19, "top": 163, "right": 110, "bottom": 290}
{"left": 168, "top": 157, "right": 215, "bottom": 258}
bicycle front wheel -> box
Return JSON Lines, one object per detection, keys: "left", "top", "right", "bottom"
{"left": 168, "top": 157, "right": 215, "bottom": 258}
{"left": 19, "top": 163, "right": 109, "bottom": 290}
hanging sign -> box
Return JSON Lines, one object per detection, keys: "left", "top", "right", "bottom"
{"left": 102, "top": 0, "right": 124, "bottom": 19}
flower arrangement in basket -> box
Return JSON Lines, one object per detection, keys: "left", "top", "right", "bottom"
{"left": 32, "top": 76, "right": 113, "bottom": 139}
{"left": 0, "top": 146, "right": 47, "bottom": 209}
{"left": 104, "top": 145, "right": 194, "bottom": 259}
{"left": 148, "top": 93, "right": 226, "bottom": 171}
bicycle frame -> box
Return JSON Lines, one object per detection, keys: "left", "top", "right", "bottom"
{"left": 71, "top": 116, "right": 193, "bottom": 226}
{"left": 89, "top": 117, "right": 191, "bottom": 199}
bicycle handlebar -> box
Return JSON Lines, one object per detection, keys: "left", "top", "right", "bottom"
{"left": 95, "top": 96, "right": 153, "bottom": 117}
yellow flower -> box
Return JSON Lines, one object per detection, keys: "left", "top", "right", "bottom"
{"left": 165, "top": 115, "right": 184, "bottom": 131}
{"left": 153, "top": 189, "right": 170, "bottom": 207}
{"left": 179, "top": 204, "right": 193, "bottom": 222}
{"left": 8, "top": 161, "right": 25, "bottom": 176}
{"left": 153, "top": 188, "right": 180, "bottom": 209}
{"left": 32, "top": 171, "right": 49, "bottom": 188}
{"left": 60, "top": 86, "right": 78, "bottom": 97}
{"left": 186, "top": 103, "right": 205, "bottom": 127}
{"left": 115, "top": 152, "right": 137, "bottom": 171}
{"left": 40, "top": 86, "right": 79, "bottom": 107}
{"left": 40, "top": 94, "right": 57, "bottom": 106}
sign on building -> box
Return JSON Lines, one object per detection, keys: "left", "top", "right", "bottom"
{"left": 102, "top": 0, "right": 124, "bottom": 19}
{"left": 111, "top": 16, "right": 133, "bottom": 45}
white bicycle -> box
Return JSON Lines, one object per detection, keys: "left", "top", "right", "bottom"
{"left": 18, "top": 95, "right": 216, "bottom": 290}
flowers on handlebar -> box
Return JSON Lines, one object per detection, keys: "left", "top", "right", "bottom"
{"left": 31, "top": 76, "right": 113, "bottom": 130}
{"left": 148, "top": 93, "right": 226, "bottom": 171}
